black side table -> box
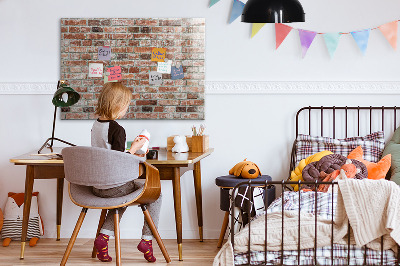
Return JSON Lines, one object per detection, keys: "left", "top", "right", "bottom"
{"left": 215, "top": 175, "right": 275, "bottom": 248}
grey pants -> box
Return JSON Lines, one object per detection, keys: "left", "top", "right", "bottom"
{"left": 92, "top": 180, "right": 162, "bottom": 240}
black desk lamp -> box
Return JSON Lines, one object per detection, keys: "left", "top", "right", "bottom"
{"left": 241, "top": 0, "right": 305, "bottom": 23}
{"left": 38, "top": 80, "right": 81, "bottom": 154}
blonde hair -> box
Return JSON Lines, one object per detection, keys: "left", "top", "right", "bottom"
{"left": 95, "top": 82, "right": 132, "bottom": 120}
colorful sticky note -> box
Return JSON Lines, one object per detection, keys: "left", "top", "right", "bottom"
{"left": 104, "top": 71, "right": 117, "bottom": 83}
{"left": 149, "top": 71, "right": 162, "bottom": 85}
{"left": 98, "top": 46, "right": 111, "bottom": 60}
{"left": 151, "top": 48, "right": 166, "bottom": 62}
{"left": 88, "top": 63, "right": 103, "bottom": 78}
{"left": 157, "top": 60, "right": 172, "bottom": 74}
{"left": 106, "top": 66, "right": 122, "bottom": 81}
{"left": 171, "top": 65, "right": 184, "bottom": 80}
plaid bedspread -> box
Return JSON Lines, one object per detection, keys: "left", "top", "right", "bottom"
{"left": 234, "top": 191, "right": 397, "bottom": 265}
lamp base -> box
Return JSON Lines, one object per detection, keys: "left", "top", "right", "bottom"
{"left": 38, "top": 137, "right": 76, "bottom": 154}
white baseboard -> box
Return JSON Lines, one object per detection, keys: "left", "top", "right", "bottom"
{"left": 1, "top": 81, "right": 400, "bottom": 94}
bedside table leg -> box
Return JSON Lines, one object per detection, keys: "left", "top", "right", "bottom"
{"left": 217, "top": 211, "right": 230, "bottom": 248}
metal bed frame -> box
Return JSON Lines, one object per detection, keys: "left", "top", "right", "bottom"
{"left": 230, "top": 106, "right": 400, "bottom": 266}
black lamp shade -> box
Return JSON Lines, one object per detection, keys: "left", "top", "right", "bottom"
{"left": 52, "top": 84, "right": 80, "bottom": 107}
{"left": 241, "top": 0, "right": 305, "bottom": 23}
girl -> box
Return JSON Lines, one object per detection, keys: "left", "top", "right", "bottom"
{"left": 91, "top": 82, "right": 161, "bottom": 263}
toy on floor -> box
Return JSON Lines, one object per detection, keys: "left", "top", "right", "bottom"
{"left": 1, "top": 192, "right": 44, "bottom": 247}
{"left": 229, "top": 159, "right": 261, "bottom": 179}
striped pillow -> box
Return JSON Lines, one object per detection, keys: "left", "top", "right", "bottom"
{"left": 294, "top": 131, "right": 385, "bottom": 166}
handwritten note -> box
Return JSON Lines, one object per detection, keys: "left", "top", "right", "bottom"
{"left": 151, "top": 48, "right": 166, "bottom": 62}
{"left": 88, "top": 63, "right": 103, "bottom": 78}
{"left": 104, "top": 71, "right": 117, "bottom": 83}
{"left": 149, "top": 71, "right": 162, "bottom": 85}
{"left": 171, "top": 65, "right": 184, "bottom": 80}
{"left": 106, "top": 66, "right": 122, "bottom": 81}
{"left": 98, "top": 46, "right": 111, "bottom": 60}
{"left": 157, "top": 60, "right": 172, "bottom": 74}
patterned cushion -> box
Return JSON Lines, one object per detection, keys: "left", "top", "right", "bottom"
{"left": 295, "top": 131, "right": 385, "bottom": 166}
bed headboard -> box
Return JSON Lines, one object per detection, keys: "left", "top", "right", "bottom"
{"left": 290, "top": 106, "right": 400, "bottom": 179}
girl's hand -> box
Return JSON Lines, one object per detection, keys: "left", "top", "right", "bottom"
{"left": 134, "top": 148, "right": 149, "bottom": 157}
{"left": 129, "top": 137, "right": 147, "bottom": 154}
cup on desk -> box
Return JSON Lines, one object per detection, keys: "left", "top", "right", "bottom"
{"left": 146, "top": 150, "right": 158, "bottom": 160}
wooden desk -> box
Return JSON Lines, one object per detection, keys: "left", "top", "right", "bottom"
{"left": 10, "top": 147, "right": 213, "bottom": 261}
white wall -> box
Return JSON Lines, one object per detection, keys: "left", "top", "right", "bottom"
{"left": 1, "top": 0, "right": 400, "bottom": 240}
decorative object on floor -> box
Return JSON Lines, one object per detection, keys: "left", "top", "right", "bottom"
{"left": 60, "top": 18, "right": 205, "bottom": 120}
{"left": 172, "top": 135, "right": 189, "bottom": 153}
{"left": 241, "top": 0, "right": 305, "bottom": 23}
{"left": 382, "top": 126, "right": 400, "bottom": 185}
{"left": 229, "top": 159, "right": 261, "bottom": 179}
{"left": 348, "top": 146, "right": 391, "bottom": 180}
{"left": 1, "top": 192, "right": 43, "bottom": 247}
{"left": 38, "top": 80, "right": 80, "bottom": 154}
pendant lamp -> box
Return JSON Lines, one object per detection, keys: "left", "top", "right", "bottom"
{"left": 241, "top": 0, "right": 305, "bottom": 23}
{"left": 38, "top": 80, "right": 81, "bottom": 154}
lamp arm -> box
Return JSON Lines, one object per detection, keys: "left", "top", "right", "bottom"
{"left": 50, "top": 105, "right": 57, "bottom": 148}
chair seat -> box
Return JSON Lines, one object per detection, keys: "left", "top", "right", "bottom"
{"left": 70, "top": 180, "right": 145, "bottom": 208}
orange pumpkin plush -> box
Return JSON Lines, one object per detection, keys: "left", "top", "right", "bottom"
{"left": 347, "top": 146, "right": 391, "bottom": 180}
{"left": 229, "top": 159, "right": 261, "bottom": 179}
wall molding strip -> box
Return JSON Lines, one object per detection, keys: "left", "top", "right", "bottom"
{"left": 1, "top": 81, "right": 400, "bottom": 95}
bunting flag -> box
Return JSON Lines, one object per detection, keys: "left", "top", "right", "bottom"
{"left": 351, "top": 29, "right": 370, "bottom": 55}
{"left": 251, "top": 23, "right": 266, "bottom": 38}
{"left": 323, "top": 33, "right": 341, "bottom": 58}
{"left": 298, "top": 29, "right": 317, "bottom": 58}
{"left": 378, "top": 21, "right": 398, "bottom": 50}
{"left": 209, "top": 0, "right": 220, "bottom": 7}
{"left": 229, "top": 0, "right": 245, "bottom": 24}
{"left": 275, "top": 23, "right": 293, "bottom": 49}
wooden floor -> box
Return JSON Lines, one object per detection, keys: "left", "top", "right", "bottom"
{"left": 0, "top": 239, "right": 221, "bottom": 265}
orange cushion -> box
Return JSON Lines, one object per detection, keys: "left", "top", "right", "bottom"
{"left": 347, "top": 146, "right": 391, "bottom": 180}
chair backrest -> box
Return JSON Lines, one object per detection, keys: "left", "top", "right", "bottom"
{"left": 62, "top": 146, "right": 145, "bottom": 188}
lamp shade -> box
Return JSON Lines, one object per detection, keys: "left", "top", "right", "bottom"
{"left": 52, "top": 84, "right": 80, "bottom": 107}
{"left": 241, "top": 0, "right": 305, "bottom": 23}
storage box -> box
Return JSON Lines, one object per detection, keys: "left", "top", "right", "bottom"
{"left": 167, "top": 135, "right": 192, "bottom": 151}
{"left": 191, "top": 135, "right": 209, "bottom": 153}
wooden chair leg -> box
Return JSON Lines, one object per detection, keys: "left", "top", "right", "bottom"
{"left": 114, "top": 210, "right": 121, "bottom": 266}
{"left": 60, "top": 208, "right": 88, "bottom": 266}
{"left": 217, "top": 211, "right": 230, "bottom": 248}
{"left": 141, "top": 205, "right": 171, "bottom": 263}
{"left": 92, "top": 209, "right": 108, "bottom": 258}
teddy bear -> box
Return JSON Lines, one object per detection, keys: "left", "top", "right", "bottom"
{"left": 1, "top": 192, "right": 44, "bottom": 247}
{"left": 172, "top": 135, "right": 189, "bottom": 153}
{"left": 229, "top": 159, "right": 261, "bottom": 179}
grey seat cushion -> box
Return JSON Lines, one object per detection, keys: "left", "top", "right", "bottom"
{"left": 69, "top": 180, "right": 145, "bottom": 208}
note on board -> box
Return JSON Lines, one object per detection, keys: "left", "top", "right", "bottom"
{"left": 88, "top": 63, "right": 103, "bottom": 78}
{"left": 149, "top": 71, "right": 162, "bottom": 85}
{"left": 157, "top": 60, "right": 172, "bottom": 74}
{"left": 98, "top": 46, "right": 112, "bottom": 60}
{"left": 106, "top": 66, "right": 122, "bottom": 81}
{"left": 151, "top": 48, "right": 166, "bottom": 62}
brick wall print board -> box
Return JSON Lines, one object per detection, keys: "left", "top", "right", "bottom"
{"left": 60, "top": 18, "right": 205, "bottom": 120}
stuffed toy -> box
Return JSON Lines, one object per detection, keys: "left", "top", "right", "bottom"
{"left": 0, "top": 208, "right": 3, "bottom": 232}
{"left": 229, "top": 159, "right": 261, "bottom": 179}
{"left": 1, "top": 192, "right": 44, "bottom": 247}
{"left": 348, "top": 146, "right": 391, "bottom": 180}
{"left": 317, "top": 160, "right": 360, "bottom": 193}
{"left": 172, "top": 135, "right": 189, "bottom": 153}
{"left": 289, "top": 150, "right": 333, "bottom": 191}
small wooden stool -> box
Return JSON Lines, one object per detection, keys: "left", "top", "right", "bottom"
{"left": 215, "top": 175, "right": 275, "bottom": 248}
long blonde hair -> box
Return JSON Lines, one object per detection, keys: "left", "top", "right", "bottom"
{"left": 95, "top": 82, "right": 132, "bottom": 120}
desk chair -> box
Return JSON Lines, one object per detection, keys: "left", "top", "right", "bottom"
{"left": 60, "top": 146, "right": 171, "bottom": 265}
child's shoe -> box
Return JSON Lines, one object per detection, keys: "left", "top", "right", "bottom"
{"left": 94, "top": 233, "right": 112, "bottom": 262}
{"left": 137, "top": 239, "right": 156, "bottom": 262}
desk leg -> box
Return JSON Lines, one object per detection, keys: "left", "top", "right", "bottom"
{"left": 172, "top": 167, "right": 183, "bottom": 261}
{"left": 56, "top": 178, "right": 64, "bottom": 241}
{"left": 20, "top": 165, "right": 35, "bottom": 259}
{"left": 193, "top": 161, "right": 203, "bottom": 242}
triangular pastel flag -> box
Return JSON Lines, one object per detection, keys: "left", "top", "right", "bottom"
{"left": 351, "top": 29, "right": 370, "bottom": 55}
{"left": 229, "top": 0, "right": 245, "bottom": 24}
{"left": 298, "top": 29, "right": 317, "bottom": 58}
{"left": 209, "top": 0, "right": 220, "bottom": 7}
{"left": 323, "top": 33, "right": 341, "bottom": 58}
{"left": 275, "top": 23, "right": 293, "bottom": 49}
{"left": 378, "top": 21, "right": 398, "bottom": 50}
{"left": 251, "top": 23, "right": 266, "bottom": 38}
